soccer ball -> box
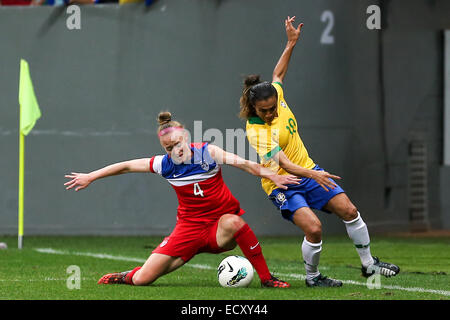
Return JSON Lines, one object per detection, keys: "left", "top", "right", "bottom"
{"left": 217, "top": 255, "right": 254, "bottom": 288}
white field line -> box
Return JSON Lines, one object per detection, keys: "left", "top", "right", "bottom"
{"left": 33, "top": 248, "right": 450, "bottom": 297}
{"left": 35, "top": 248, "right": 147, "bottom": 263}
{"left": 0, "top": 278, "right": 93, "bottom": 282}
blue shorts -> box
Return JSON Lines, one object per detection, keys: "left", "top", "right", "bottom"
{"left": 269, "top": 165, "right": 345, "bottom": 222}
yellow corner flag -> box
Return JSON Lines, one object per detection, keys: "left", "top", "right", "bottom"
{"left": 18, "top": 59, "right": 41, "bottom": 249}
{"left": 19, "top": 59, "right": 41, "bottom": 136}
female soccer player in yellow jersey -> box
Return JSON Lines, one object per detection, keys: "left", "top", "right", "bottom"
{"left": 239, "top": 16, "right": 400, "bottom": 287}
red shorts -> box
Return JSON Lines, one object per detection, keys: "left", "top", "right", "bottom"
{"left": 152, "top": 212, "right": 244, "bottom": 262}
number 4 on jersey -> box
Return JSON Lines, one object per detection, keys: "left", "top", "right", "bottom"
{"left": 193, "top": 183, "right": 204, "bottom": 197}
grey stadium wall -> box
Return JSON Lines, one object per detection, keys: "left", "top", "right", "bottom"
{"left": 0, "top": 0, "right": 449, "bottom": 236}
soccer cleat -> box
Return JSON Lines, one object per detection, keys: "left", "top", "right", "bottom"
{"left": 98, "top": 270, "right": 134, "bottom": 285}
{"left": 305, "top": 273, "right": 343, "bottom": 288}
{"left": 261, "top": 275, "right": 291, "bottom": 288}
{"left": 98, "top": 266, "right": 141, "bottom": 285}
{"left": 361, "top": 256, "right": 400, "bottom": 278}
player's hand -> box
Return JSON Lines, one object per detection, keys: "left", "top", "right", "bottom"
{"left": 64, "top": 172, "right": 92, "bottom": 191}
{"left": 285, "top": 16, "right": 304, "bottom": 43}
{"left": 270, "top": 174, "right": 301, "bottom": 190}
{"left": 310, "top": 170, "right": 341, "bottom": 192}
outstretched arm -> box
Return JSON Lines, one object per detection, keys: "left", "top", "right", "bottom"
{"left": 272, "top": 151, "right": 341, "bottom": 192}
{"left": 272, "top": 16, "right": 304, "bottom": 84}
{"left": 64, "top": 158, "right": 151, "bottom": 191}
{"left": 208, "top": 144, "right": 300, "bottom": 190}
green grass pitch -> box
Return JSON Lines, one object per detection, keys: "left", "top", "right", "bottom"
{"left": 0, "top": 235, "right": 449, "bottom": 300}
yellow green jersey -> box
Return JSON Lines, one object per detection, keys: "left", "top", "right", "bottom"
{"left": 246, "top": 82, "right": 316, "bottom": 195}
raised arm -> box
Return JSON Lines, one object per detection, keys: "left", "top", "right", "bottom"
{"left": 272, "top": 16, "right": 304, "bottom": 84}
{"left": 207, "top": 144, "right": 299, "bottom": 190}
{"left": 64, "top": 158, "right": 151, "bottom": 191}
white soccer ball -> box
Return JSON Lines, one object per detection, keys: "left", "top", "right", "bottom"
{"left": 217, "top": 255, "right": 254, "bottom": 288}
{"left": 0, "top": 242, "right": 7, "bottom": 250}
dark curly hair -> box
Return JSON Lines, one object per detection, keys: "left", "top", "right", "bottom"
{"left": 239, "top": 74, "right": 278, "bottom": 119}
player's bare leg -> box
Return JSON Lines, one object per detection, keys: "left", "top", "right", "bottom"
{"left": 324, "top": 193, "right": 400, "bottom": 277}
{"left": 292, "top": 207, "right": 342, "bottom": 287}
{"left": 216, "top": 214, "right": 290, "bottom": 288}
{"left": 98, "top": 253, "right": 184, "bottom": 285}
{"left": 215, "top": 214, "right": 245, "bottom": 250}
{"left": 132, "top": 253, "right": 185, "bottom": 285}
{"left": 291, "top": 207, "right": 322, "bottom": 243}
{"left": 323, "top": 193, "right": 358, "bottom": 222}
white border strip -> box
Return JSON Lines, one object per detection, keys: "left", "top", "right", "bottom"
{"left": 34, "top": 248, "right": 450, "bottom": 297}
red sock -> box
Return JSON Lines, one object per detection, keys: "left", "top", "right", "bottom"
{"left": 124, "top": 266, "right": 141, "bottom": 285}
{"left": 233, "top": 224, "right": 271, "bottom": 283}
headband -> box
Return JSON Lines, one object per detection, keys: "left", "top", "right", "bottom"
{"left": 158, "top": 126, "right": 184, "bottom": 137}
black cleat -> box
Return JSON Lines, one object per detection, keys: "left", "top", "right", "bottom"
{"left": 305, "top": 273, "right": 343, "bottom": 288}
{"left": 361, "top": 256, "right": 400, "bottom": 278}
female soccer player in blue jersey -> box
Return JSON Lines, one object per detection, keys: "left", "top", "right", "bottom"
{"left": 239, "top": 16, "right": 400, "bottom": 287}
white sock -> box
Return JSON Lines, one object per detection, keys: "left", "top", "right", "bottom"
{"left": 302, "top": 237, "right": 322, "bottom": 281}
{"left": 343, "top": 211, "right": 374, "bottom": 268}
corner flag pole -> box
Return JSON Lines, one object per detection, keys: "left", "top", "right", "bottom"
{"left": 18, "top": 59, "right": 41, "bottom": 249}
{"left": 18, "top": 126, "right": 25, "bottom": 249}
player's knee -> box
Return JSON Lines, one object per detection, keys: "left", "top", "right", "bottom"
{"left": 220, "top": 214, "right": 245, "bottom": 234}
{"left": 306, "top": 222, "right": 322, "bottom": 242}
{"left": 343, "top": 205, "right": 358, "bottom": 221}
